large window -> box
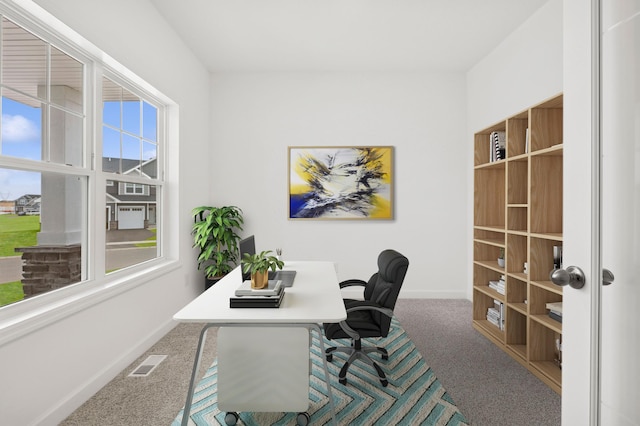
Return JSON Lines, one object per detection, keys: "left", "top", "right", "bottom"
{"left": 0, "top": 12, "right": 165, "bottom": 307}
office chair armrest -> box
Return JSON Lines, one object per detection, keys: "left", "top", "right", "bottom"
{"left": 346, "top": 303, "right": 394, "bottom": 319}
{"left": 337, "top": 302, "right": 394, "bottom": 341}
{"left": 339, "top": 279, "right": 367, "bottom": 289}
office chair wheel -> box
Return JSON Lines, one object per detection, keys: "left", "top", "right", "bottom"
{"left": 326, "top": 354, "right": 333, "bottom": 362}
{"left": 382, "top": 354, "right": 389, "bottom": 360}
{"left": 339, "top": 377, "right": 347, "bottom": 385}
{"left": 296, "top": 412, "right": 310, "bottom": 426}
{"left": 224, "top": 411, "right": 239, "bottom": 425}
{"left": 380, "top": 378, "right": 389, "bottom": 387}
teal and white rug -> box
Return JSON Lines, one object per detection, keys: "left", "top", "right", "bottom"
{"left": 173, "top": 317, "right": 468, "bottom": 425}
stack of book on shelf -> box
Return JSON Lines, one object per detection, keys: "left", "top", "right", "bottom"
{"left": 546, "top": 301, "right": 563, "bottom": 323}
{"left": 490, "top": 130, "right": 506, "bottom": 162}
{"left": 230, "top": 279, "right": 285, "bottom": 308}
{"left": 488, "top": 275, "right": 506, "bottom": 295}
{"left": 487, "top": 299, "right": 505, "bottom": 330}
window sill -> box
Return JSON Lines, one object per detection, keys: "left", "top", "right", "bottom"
{"left": 0, "top": 259, "right": 180, "bottom": 346}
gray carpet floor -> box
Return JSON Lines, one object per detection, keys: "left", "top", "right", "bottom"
{"left": 61, "top": 299, "right": 560, "bottom": 425}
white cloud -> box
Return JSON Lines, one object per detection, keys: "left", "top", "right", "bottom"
{"left": 2, "top": 114, "right": 39, "bottom": 142}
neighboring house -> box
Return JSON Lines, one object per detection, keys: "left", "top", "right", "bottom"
{"left": 0, "top": 199, "right": 15, "bottom": 214}
{"left": 104, "top": 157, "right": 157, "bottom": 230}
{"left": 14, "top": 194, "right": 41, "bottom": 215}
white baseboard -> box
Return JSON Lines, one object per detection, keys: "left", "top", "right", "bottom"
{"left": 36, "top": 318, "right": 177, "bottom": 425}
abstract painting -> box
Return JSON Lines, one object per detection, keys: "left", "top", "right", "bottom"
{"left": 288, "top": 146, "right": 393, "bottom": 220}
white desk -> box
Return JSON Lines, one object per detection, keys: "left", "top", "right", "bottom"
{"left": 174, "top": 261, "right": 347, "bottom": 425}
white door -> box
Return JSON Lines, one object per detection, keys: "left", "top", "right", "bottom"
{"left": 563, "top": 0, "right": 640, "bottom": 424}
{"left": 599, "top": 1, "right": 640, "bottom": 423}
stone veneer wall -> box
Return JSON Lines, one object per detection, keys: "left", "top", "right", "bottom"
{"left": 17, "top": 245, "right": 81, "bottom": 298}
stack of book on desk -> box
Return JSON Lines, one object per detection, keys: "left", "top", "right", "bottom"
{"left": 230, "top": 280, "right": 285, "bottom": 308}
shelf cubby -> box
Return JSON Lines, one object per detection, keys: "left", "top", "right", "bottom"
{"left": 507, "top": 206, "right": 527, "bottom": 233}
{"left": 507, "top": 112, "right": 529, "bottom": 157}
{"left": 474, "top": 166, "right": 506, "bottom": 228}
{"left": 506, "top": 233, "right": 527, "bottom": 274}
{"left": 506, "top": 307, "right": 527, "bottom": 360}
{"left": 507, "top": 158, "right": 528, "bottom": 205}
{"left": 474, "top": 228, "right": 505, "bottom": 247}
{"left": 530, "top": 154, "right": 562, "bottom": 235}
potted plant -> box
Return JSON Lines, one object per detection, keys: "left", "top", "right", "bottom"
{"left": 497, "top": 248, "right": 505, "bottom": 268}
{"left": 192, "top": 205, "right": 244, "bottom": 289}
{"left": 242, "top": 250, "right": 284, "bottom": 289}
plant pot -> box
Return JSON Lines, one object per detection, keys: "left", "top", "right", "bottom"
{"left": 251, "top": 270, "right": 268, "bottom": 289}
{"left": 497, "top": 258, "right": 505, "bottom": 268}
{"left": 205, "top": 276, "right": 223, "bottom": 291}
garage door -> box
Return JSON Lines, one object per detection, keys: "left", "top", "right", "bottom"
{"left": 118, "top": 206, "right": 144, "bottom": 229}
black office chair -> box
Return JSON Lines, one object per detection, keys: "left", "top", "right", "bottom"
{"left": 323, "top": 249, "right": 409, "bottom": 387}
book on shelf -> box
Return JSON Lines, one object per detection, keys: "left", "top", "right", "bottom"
{"left": 548, "top": 311, "right": 562, "bottom": 323}
{"left": 490, "top": 131, "right": 506, "bottom": 162}
{"left": 545, "top": 301, "right": 563, "bottom": 314}
{"left": 487, "top": 299, "right": 505, "bottom": 330}
{"left": 488, "top": 277, "right": 506, "bottom": 295}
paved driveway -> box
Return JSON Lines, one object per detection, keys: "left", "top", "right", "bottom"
{"left": 0, "top": 256, "right": 23, "bottom": 283}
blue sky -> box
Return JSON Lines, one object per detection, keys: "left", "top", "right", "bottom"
{"left": 0, "top": 97, "right": 157, "bottom": 200}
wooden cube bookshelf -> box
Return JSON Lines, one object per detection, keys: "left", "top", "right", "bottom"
{"left": 472, "top": 93, "right": 563, "bottom": 394}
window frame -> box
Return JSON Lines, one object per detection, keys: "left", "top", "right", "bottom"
{"left": 0, "top": 1, "right": 178, "bottom": 345}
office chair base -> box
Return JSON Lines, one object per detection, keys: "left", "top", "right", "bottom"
{"left": 326, "top": 345, "right": 389, "bottom": 387}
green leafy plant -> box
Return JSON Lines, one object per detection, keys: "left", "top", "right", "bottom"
{"left": 242, "top": 250, "right": 284, "bottom": 275}
{"left": 498, "top": 248, "right": 505, "bottom": 260}
{"left": 192, "top": 205, "right": 244, "bottom": 278}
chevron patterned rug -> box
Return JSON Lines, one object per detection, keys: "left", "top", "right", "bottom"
{"left": 173, "top": 317, "right": 468, "bottom": 425}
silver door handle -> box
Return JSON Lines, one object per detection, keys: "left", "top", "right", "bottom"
{"left": 550, "top": 266, "right": 586, "bottom": 289}
{"left": 603, "top": 268, "right": 614, "bottom": 286}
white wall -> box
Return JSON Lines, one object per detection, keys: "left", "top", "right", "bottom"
{"left": 465, "top": 0, "right": 563, "bottom": 298}
{"left": 210, "top": 72, "right": 468, "bottom": 298}
{"left": 0, "top": 0, "right": 209, "bottom": 424}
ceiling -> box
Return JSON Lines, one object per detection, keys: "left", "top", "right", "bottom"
{"left": 149, "top": 0, "right": 549, "bottom": 72}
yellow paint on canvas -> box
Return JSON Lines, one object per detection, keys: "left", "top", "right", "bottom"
{"left": 289, "top": 183, "right": 311, "bottom": 195}
{"left": 375, "top": 148, "right": 393, "bottom": 184}
{"left": 369, "top": 194, "right": 392, "bottom": 218}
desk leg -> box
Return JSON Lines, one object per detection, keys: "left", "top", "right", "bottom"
{"left": 181, "top": 323, "right": 215, "bottom": 426}
{"left": 309, "top": 323, "right": 337, "bottom": 426}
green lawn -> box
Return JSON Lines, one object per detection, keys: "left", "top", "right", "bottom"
{"left": 0, "top": 214, "right": 40, "bottom": 257}
{"left": 0, "top": 281, "right": 24, "bottom": 306}
{"left": 0, "top": 214, "right": 39, "bottom": 306}
{"left": 135, "top": 228, "right": 157, "bottom": 248}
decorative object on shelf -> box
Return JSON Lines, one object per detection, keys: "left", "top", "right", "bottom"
{"left": 553, "top": 245, "right": 563, "bottom": 269}
{"left": 288, "top": 146, "right": 394, "bottom": 220}
{"left": 242, "top": 250, "right": 284, "bottom": 289}
{"left": 497, "top": 248, "right": 505, "bottom": 268}
{"left": 191, "top": 205, "right": 244, "bottom": 290}
{"left": 276, "top": 247, "right": 282, "bottom": 261}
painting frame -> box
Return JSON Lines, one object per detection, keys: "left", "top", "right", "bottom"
{"left": 288, "top": 146, "right": 394, "bottom": 220}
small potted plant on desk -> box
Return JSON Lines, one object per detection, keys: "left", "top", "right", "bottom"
{"left": 242, "top": 250, "right": 284, "bottom": 289}
{"left": 191, "top": 205, "right": 244, "bottom": 290}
